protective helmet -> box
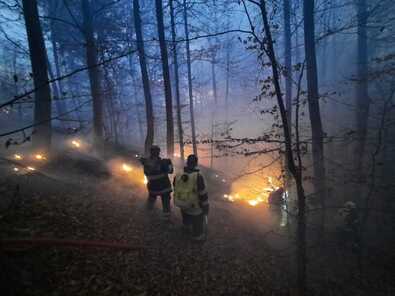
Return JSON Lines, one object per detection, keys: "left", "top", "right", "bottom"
{"left": 187, "top": 154, "right": 198, "bottom": 168}
{"left": 150, "top": 145, "right": 160, "bottom": 156}
{"left": 344, "top": 201, "right": 356, "bottom": 209}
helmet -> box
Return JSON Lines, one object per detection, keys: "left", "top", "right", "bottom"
{"left": 344, "top": 201, "right": 356, "bottom": 209}
{"left": 186, "top": 154, "right": 198, "bottom": 168}
{"left": 150, "top": 145, "right": 160, "bottom": 156}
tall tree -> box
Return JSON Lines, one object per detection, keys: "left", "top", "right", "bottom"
{"left": 22, "top": 0, "right": 52, "bottom": 151}
{"left": 303, "top": 0, "right": 327, "bottom": 227}
{"left": 169, "top": 0, "right": 185, "bottom": 162}
{"left": 155, "top": 0, "right": 174, "bottom": 157}
{"left": 183, "top": 0, "right": 198, "bottom": 156}
{"left": 355, "top": 0, "right": 369, "bottom": 175}
{"left": 248, "top": 1, "right": 308, "bottom": 294}
{"left": 81, "top": 0, "right": 104, "bottom": 147}
{"left": 283, "top": 0, "right": 292, "bottom": 130}
{"left": 133, "top": 0, "right": 154, "bottom": 155}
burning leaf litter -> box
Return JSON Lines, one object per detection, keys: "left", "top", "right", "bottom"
{"left": 223, "top": 176, "right": 281, "bottom": 207}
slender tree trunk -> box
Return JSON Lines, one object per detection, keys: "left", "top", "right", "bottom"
{"left": 225, "top": 40, "right": 230, "bottom": 123}
{"left": 210, "top": 56, "right": 218, "bottom": 169}
{"left": 283, "top": 0, "right": 292, "bottom": 130}
{"left": 22, "top": 0, "right": 52, "bottom": 151}
{"left": 355, "top": 0, "right": 369, "bottom": 175}
{"left": 133, "top": 0, "right": 154, "bottom": 155}
{"left": 12, "top": 52, "right": 22, "bottom": 119}
{"left": 155, "top": 0, "right": 174, "bottom": 157}
{"left": 45, "top": 51, "right": 65, "bottom": 123}
{"left": 169, "top": 0, "right": 184, "bottom": 162}
{"left": 258, "top": 2, "right": 307, "bottom": 295}
{"left": 183, "top": 0, "right": 198, "bottom": 156}
{"left": 81, "top": 0, "right": 104, "bottom": 147}
{"left": 303, "top": 0, "right": 327, "bottom": 229}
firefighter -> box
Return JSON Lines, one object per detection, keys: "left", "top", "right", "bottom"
{"left": 338, "top": 201, "right": 360, "bottom": 251}
{"left": 140, "top": 145, "right": 173, "bottom": 219}
{"left": 173, "top": 155, "right": 209, "bottom": 241}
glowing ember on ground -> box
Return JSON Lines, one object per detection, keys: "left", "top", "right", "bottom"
{"left": 71, "top": 140, "right": 81, "bottom": 148}
{"left": 122, "top": 163, "right": 133, "bottom": 172}
{"left": 34, "top": 154, "right": 46, "bottom": 160}
{"left": 14, "top": 154, "right": 23, "bottom": 160}
{"left": 248, "top": 200, "right": 259, "bottom": 206}
{"left": 27, "top": 166, "right": 36, "bottom": 171}
{"left": 13, "top": 167, "right": 19, "bottom": 172}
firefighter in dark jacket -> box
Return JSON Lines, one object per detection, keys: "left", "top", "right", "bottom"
{"left": 173, "top": 155, "right": 209, "bottom": 241}
{"left": 140, "top": 145, "right": 173, "bottom": 219}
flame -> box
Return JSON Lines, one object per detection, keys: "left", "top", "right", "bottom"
{"left": 14, "top": 154, "right": 23, "bottom": 160}
{"left": 34, "top": 154, "right": 46, "bottom": 160}
{"left": 71, "top": 140, "right": 81, "bottom": 148}
{"left": 27, "top": 166, "right": 35, "bottom": 171}
{"left": 122, "top": 163, "right": 133, "bottom": 172}
{"left": 248, "top": 200, "right": 259, "bottom": 206}
{"left": 143, "top": 175, "right": 148, "bottom": 185}
{"left": 223, "top": 175, "right": 282, "bottom": 207}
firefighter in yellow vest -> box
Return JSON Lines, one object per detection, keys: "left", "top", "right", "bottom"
{"left": 140, "top": 145, "right": 173, "bottom": 219}
{"left": 173, "top": 155, "right": 209, "bottom": 241}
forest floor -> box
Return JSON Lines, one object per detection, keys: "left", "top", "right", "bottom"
{"left": 0, "top": 150, "right": 292, "bottom": 296}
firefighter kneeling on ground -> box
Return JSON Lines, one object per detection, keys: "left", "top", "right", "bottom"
{"left": 173, "top": 155, "right": 209, "bottom": 241}
{"left": 140, "top": 145, "right": 173, "bottom": 219}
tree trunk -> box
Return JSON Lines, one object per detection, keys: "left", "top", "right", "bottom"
{"left": 303, "top": 0, "right": 327, "bottom": 229}
{"left": 355, "top": 0, "right": 369, "bottom": 175}
{"left": 45, "top": 53, "right": 65, "bottom": 123}
{"left": 155, "top": 0, "right": 174, "bottom": 158}
{"left": 210, "top": 56, "right": 218, "bottom": 169}
{"left": 133, "top": 0, "right": 154, "bottom": 155}
{"left": 169, "top": 0, "right": 184, "bottom": 162}
{"left": 183, "top": 0, "right": 198, "bottom": 156}
{"left": 283, "top": 0, "right": 292, "bottom": 131}
{"left": 258, "top": 1, "right": 307, "bottom": 295}
{"left": 21, "top": 0, "right": 52, "bottom": 151}
{"left": 81, "top": 0, "right": 104, "bottom": 147}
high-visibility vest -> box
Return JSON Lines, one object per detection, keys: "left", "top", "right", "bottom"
{"left": 174, "top": 172, "right": 199, "bottom": 210}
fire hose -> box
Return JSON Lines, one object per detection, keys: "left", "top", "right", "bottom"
{"left": 0, "top": 238, "right": 141, "bottom": 252}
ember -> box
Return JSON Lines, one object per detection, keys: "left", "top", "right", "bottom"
{"left": 27, "top": 166, "right": 36, "bottom": 171}
{"left": 122, "top": 163, "right": 133, "bottom": 172}
{"left": 14, "top": 154, "right": 23, "bottom": 160}
{"left": 34, "top": 154, "right": 46, "bottom": 160}
{"left": 71, "top": 140, "right": 81, "bottom": 148}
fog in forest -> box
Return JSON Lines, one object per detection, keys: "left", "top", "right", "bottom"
{"left": 0, "top": 0, "right": 394, "bottom": 295}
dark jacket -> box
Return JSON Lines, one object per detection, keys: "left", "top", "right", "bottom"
{"left": 142, "top": 157, "right": 173, "bottom": 195}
